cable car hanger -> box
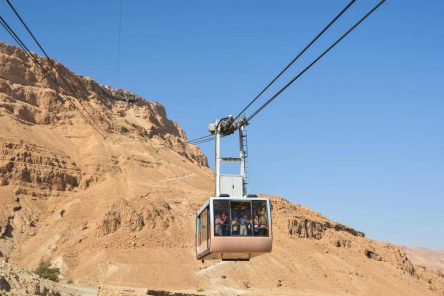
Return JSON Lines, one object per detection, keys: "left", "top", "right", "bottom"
{"left": 208, "top": 115, "right": 248, "bottom": 197}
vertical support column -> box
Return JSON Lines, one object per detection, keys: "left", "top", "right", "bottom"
{"left": 215, "top": 131, "right": 221, "bottom": 197}
{"left": 239, "top": 126, "right": 246, "bottom": 196}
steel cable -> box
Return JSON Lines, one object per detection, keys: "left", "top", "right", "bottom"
{"left": 234, "top": 0, "right": 357, "bottom": 121}
{"left": 5, "top": 0, "right": 110, "bottom": 134}
{"left": 0, "top": 16, "right": 107, "bottom": 138}
{"left": 247, "top": 0, "right": 386, "bottom": 122}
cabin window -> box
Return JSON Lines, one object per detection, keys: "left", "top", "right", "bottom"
{"left": 252, "top": 200, "right": 269, "bottom": 236}
{"left": 213, "top": 200, "right": 230, "bottom": 236}
{"left": 229, "top": 201, "right": 251, "bottom": 236}
{"left": 198, "top": 207, "right": 209, "bottom": 246}
{"left": 213, "top": 199, "right": 269, "bottom": 237}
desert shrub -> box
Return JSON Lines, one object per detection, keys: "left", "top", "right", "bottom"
{"left": 196, "top": 288, "right": 205, "bottom": 292}
{"left": 34, "top": 260, "right": 60, "bottom": 282}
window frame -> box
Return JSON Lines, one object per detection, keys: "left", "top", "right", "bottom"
{"left": 197, "top": 206, "right": 210, "bottom": 249}
{"left": 212, "top": 198, "right": 270, "bottom": 238}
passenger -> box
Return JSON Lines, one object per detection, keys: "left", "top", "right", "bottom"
{"left": 259, "top": 207, "right": 268, "bottom": 236}
{"left": 231, "top": 217, "right": 239, "bottom": 235}
{"left": 247, "top": 216, "right": 253, "bottom": 235}
{"left": 239, "top": 215, "right": 248, "bottom": 235}
{"left": 221, "top": 213, "right": 229, "bottom": 236}
{"left": 215, "top": 214, "right": 223, "bottom": 236}
{"left": 253, "top": 215, "right": 259, "bottom": 235}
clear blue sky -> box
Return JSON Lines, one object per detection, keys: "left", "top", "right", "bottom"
{"left": 1, "top": 1, "right": 443, "bottom": 248}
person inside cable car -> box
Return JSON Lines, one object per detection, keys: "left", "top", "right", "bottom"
{"left": 258, "top": 206, "right": 268, "bottom": 236}
{"left": 247, "top": 216, "right": 253, "bottom": 235}
{"left": 239, "top": 215, "right": 248, "bottom": 235}
{"left": 253, "top": 214, "right": 260, "bottom": 235}
{"left": 221, "top": 213, "right": 229, "bottom": 236}
{"left": 231, "top": 216, "right": 239, "bottom": 235}
{"left": 215, "top": 214, "right": 223, "bottom": 236}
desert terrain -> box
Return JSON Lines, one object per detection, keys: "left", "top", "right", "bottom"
{"left": 406, "top": 248, "right": 444, "bottom": 274}
{"left": 0, "top": 41, "right": 443, "bottom": 295}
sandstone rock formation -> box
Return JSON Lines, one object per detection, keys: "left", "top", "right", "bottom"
{"left": 0, "top": 260, "right": 78, "bottom": 295}
{"left": 0, "top": 41, "right": 443, "bottom": 295}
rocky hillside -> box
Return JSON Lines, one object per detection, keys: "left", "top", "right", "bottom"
{"left": 0, "top": 260, "right": 79, "bottom": 295}
{"left": 406, "top": 248, "right": 444, "bottom": 274}
{"left": 0, "top": 41, "right": 443, "bottom": 296}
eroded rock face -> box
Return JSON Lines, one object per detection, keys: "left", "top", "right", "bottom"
{"left": 0, "top": 217, "right": 14, "bottom": 239}
{"left": 98, "top": 211, "right": 122, "bottom": 237}
{"left": 0, "top": 41, "right": 208, "bottom": 167}
{"left": 97, "top": 198, "right": 176, "bottom": 237}
{"left": 288, "top": 217, "right": 326, "bottom": 239}
{"left": 335, "top": 237, "right": 352, "bottom": 248}
{"left": 143, "top": 201, "right": 175, "bottom": 230}
{"left": 0, "top": 140, "right": 82, "bottom": 192}
{"left": 0, "top": 260, "right": 78, "bottom": 296}
{"left": 287, "top": 217, "right": 365, "bottom": 240}
{"left": 98, "top": 199, "right": 146, "bottom": 237}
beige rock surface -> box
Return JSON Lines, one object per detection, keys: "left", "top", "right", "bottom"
{"left": 0, "top": 260, "right": 79, "bottom": 295}
{"left": 0, "top": 41, "right": 443, "bottom": 295}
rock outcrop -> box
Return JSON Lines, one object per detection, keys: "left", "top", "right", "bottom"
{"left": 0, "top": 140, "right": 82, "bottom": 191}
{"left": 287, "top": 216, "right": 365, "bottom": 240}
{"left": 0, "top": 260, "right": 78, "bottom": 296}
{"left": 0, "top": 42, "right": 207, "bottom": 167}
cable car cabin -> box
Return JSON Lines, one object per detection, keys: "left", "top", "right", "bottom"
{"left": 196, "top": 116, "right": 272, "bottom": 261}
{"left": 196, "top": 197, "right": 272, "bottom": 261}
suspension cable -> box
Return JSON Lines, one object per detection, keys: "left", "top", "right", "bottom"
{"left": 0, "top": 16, "right": 107, "bottom": 138}
{"left": 187, "top": 134, "right": 214, "bottom": 144}
{"left": 5, "top": 0, "right": 110, "bottom": 133}
{"left": 234, "top": 0, "right": 356, "bottom": 121}
{"left": 247, "top": 0, "right": 386, "bottom": 122}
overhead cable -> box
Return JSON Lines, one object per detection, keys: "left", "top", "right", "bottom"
{"left": 187, "top": 134, "right": 214, "bottom": 144}
{"left": 234, "top": 0, "right": 357, "bottom": 121}
{"left": 247, "top": 0, "right": 386, "bottom": 122}
{"left": 0, "top": 15, "right": 107, "bottom": 138}
{"left": 5, "top": 0, "right": 109, "bottom": 134}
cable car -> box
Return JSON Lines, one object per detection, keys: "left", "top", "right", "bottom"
{"left": 196, "top": 116, "right": 272, "bottom": 261}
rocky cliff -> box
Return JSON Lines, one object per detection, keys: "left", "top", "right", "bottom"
{"left": 0, "top": 260, "right": 79, "bottom": 296}
{"left": 0, "top": 41, "right": 443, "bottom": 296}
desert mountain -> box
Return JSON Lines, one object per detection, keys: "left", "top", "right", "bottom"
{"left": 406, "top": 248, "right": 444, "bottom": 274}
{"left": 0, "top": 41, "right": 443, "bottom": 295}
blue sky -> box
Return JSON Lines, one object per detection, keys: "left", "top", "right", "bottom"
{"left": 1, "top": 1, "right": 443, "bottom": 248}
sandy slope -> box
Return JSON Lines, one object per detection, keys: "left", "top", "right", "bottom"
{"left": 0, "top": 260, "right": 79, "bottom": 295}
{"left": 406, "top": 248, "right": 444, "bottom": 273}
{"left": 0, "top": 41, "right": 443, "bottom": 296}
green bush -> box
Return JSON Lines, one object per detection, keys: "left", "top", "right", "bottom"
{"left": 196, "top": 288, "right": 205, "bottom": 292}
{"left": 34, "top": 260, "right": 60, "bottom": 282}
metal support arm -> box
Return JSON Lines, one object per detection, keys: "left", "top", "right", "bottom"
{"left": 209, "top": 116, "right": 248, "bottom": 197}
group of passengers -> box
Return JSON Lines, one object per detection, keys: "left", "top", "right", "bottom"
{"left": 214, "top": 207, "right": 268, "bottom": 236}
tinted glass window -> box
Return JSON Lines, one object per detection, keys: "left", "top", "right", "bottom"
{"left": 214, "top": 200, "right": 230, "bottom": 236}
{"left": 252, "top": 200, "right": 269, "bottom": 236}
{"left": 230, "top": 201, "right": 252, "bottom": 236}
{"left": 198, "top": 208, "right": 208, "bottom": 246}
{"left": 213, "top": 199, "right": 269, "bottom": 237}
